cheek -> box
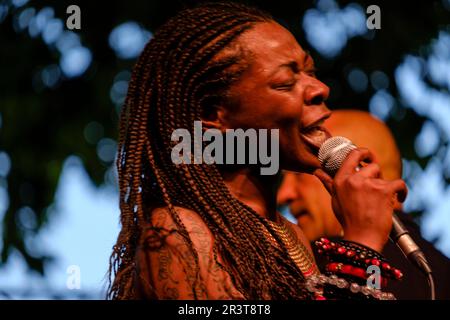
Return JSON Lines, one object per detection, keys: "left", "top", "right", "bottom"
{"left": 271, "top": 93, "right": 303, "bottom": 124}
{"left": 231, "top": 87, "right": 302, "bottom": 128}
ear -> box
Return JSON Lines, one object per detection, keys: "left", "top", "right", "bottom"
{"left": 201, "top": 105, "right": 228, "bottom": 132}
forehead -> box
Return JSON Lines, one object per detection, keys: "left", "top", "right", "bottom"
{"left": 237, "top": 22, "right": 308, "bottom": 74}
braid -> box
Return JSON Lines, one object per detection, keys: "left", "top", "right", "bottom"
{"left": 108, "top": 1, "right": 312, "bottom": 300}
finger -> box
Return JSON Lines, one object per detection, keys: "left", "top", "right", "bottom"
{"left": 357, "top": 163, "right": 381, "bottom": 178}
{"left": 313, "top": 168, "right": 333, "bottom": 194}
{"left": 335, "top": 148, "right": 375, "bottom": 178}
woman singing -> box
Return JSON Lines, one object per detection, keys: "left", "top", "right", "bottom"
{"left": 107, "top": 2, "right": 407, "bottom": 300}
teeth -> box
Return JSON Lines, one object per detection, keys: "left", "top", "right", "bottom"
{"left": 303, "top": 128, "right": 326, "bottom": 142}
{"left": 299, "top": 123, "right": 330, "bottom": 150}
{"left": 305, "top": 126, "right": 321, "bottom": 133}
{"left": 304, "top": 120, "right": 324, "bottom": 132}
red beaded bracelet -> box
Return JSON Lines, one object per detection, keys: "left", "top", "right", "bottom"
{"left": 316, "top": 238, "right": 403, "bottom": 280}
{"left": 326, "top": 262, "right": 388, "bottom": 287}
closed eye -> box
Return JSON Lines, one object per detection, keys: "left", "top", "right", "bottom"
{"left": 304, "top": 67, "right": 317, "bottom": 77}
{"left": 273, "top": 81, "right": 296, "bottom": 91}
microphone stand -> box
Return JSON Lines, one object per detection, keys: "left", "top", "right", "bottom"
{"left": 390, "top": 212, "right": 436, "bottom": 300}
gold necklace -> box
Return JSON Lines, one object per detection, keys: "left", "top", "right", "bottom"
{"left": 264, "top": 216, "right": 319, "bottom": 278}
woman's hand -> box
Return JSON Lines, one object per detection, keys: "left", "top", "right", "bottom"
{"left": 314, "top": 148, "right": 408, "bottom": 252}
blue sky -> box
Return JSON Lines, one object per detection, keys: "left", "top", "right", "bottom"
{"left": 0, "top": 157, "right": 120, "bottom": 299}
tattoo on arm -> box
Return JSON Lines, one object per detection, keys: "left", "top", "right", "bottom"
{"left": 137, "top": 207, "right": 243, "bottom": 299}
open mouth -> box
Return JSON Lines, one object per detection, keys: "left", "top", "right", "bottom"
{"left": 300, "top": 119, "right": 331, "bottom": 153}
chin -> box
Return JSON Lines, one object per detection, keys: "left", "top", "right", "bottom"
{"left": 282, "top": 159, "right": 320, "bottom": 174}
{"left": 280, "top": 146, "right": 321, "bottom": 173}
{"left": 294, "top": 156, "right": 321, "bottom": 173}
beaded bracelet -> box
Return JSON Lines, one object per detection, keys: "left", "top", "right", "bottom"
{"left": 315, "top": 238, "right": 403, "bottom": 280}
{"left": 325, "top": 262, "right": 388, "bottom": 287}
{"left": 305, "top": 274, "right": 396, "bottom": 300}
{"left": 316, "top": 237, "right": 383, "bottom": 260}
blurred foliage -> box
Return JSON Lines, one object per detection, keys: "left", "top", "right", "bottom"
{"left": 0, "top": 0, "right": 449, "bottom": 275}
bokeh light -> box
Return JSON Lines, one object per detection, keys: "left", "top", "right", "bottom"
{"left": 108, "top": 21, "right": 152, "bottom": 59}
{"left": 347, "top": 68, "right": 368, "bottom": 93}
{"left": 415, "top": 121, "right": 440, "bottom": 158}
{"left": 369, "top": 89, "right": 395, "bottom": 121}
{"left": 59, "top": 46, "right": 92, "bottom": 78}
{"left": 370, "top": 70, "right": 390, "bottom": 90}
{"left": 303, "top": 0, "right": 366, "bottom": 58}
{"left": 0, "top": 152, "right": 11, "bottom": 177}
{"left": 96, "top": 138, "right": 117, "bottom": 163}
{"left": 84, "top": 122, "right": 105, "bottom": 145}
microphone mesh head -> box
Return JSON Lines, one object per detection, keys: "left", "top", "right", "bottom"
{"left": 318, "top": 136, "right": 356, "bottom": 176}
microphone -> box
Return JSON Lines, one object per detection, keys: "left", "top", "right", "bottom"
{"left": 317, "top": 136, "right": 433, "bottom": 277}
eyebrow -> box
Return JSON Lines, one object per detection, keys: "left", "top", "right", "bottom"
{"left": 272, "top": 52, "right": 314, "bottom": 75}
{"left": 304, "top": 51, "right": 313, "bottom": 65}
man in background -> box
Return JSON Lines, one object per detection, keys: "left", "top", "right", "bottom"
{"left": 278, "top": 109, "right": 450, "bottom": 299}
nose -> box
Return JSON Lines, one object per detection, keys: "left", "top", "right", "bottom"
{"left": 303, "top": 77, "right": 330, "bottom": 106}
{"left": 277, "top": 174, "right": 299, "bottom": 206}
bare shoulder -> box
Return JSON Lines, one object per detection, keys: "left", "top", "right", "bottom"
{"left": 135, "top": 206, "right": 214, "bottom": 299}
{"left": 136, "top": 206, "right": 244, "bottom": 299}
{"left": 148, "top": 206, "right": 212, "bottom": 235}
{"left": 141, "top": 206, "right": 214, "bottom": 253}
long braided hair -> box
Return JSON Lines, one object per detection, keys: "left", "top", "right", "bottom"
{"left": 108, "top": 1, "right": 312, "bottom": 300}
